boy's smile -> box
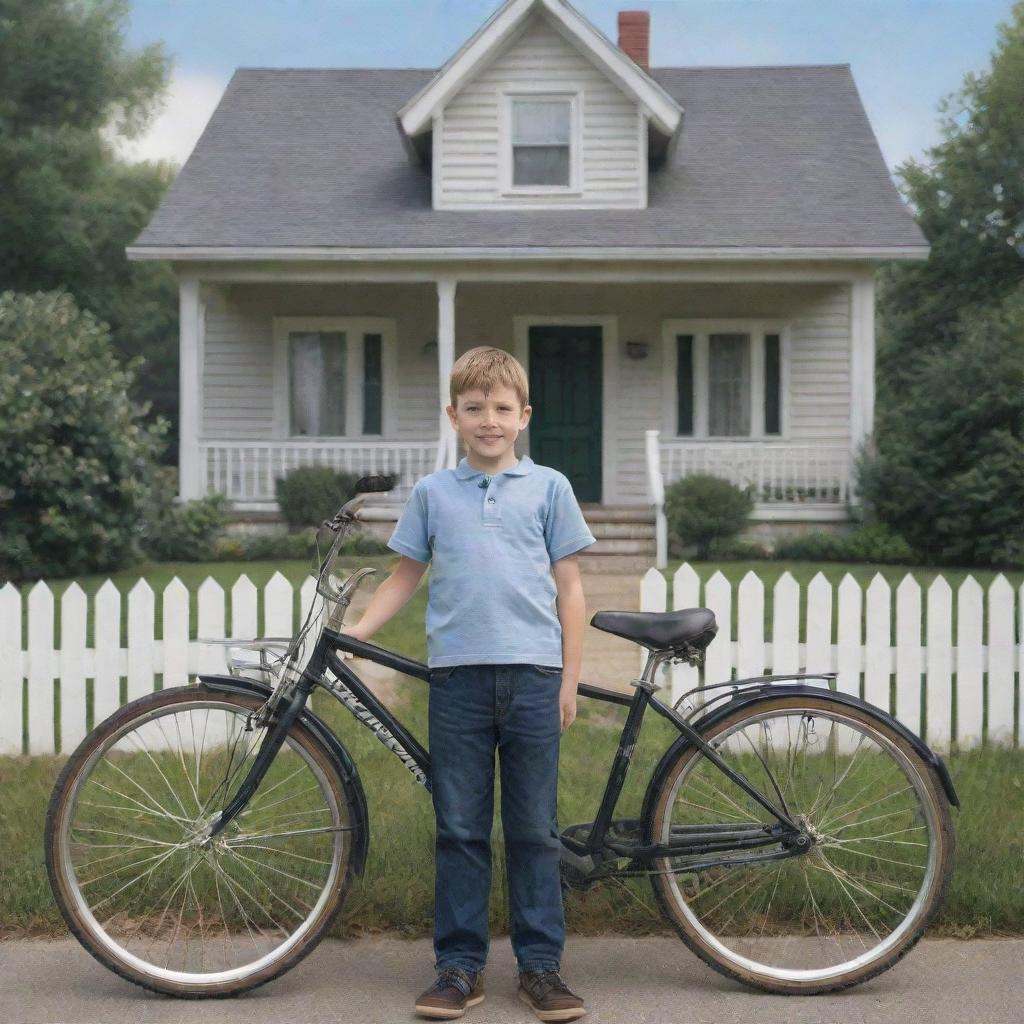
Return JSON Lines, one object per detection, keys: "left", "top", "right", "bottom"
{"left": 446, "top": 383, "right": 531, "bottom": 474}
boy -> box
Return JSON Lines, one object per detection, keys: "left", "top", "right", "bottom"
{"left": 342, "top": 346, "right": 595, "bottom": 1021}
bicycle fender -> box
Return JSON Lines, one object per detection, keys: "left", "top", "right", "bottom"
{"left": 196, "top": 674, "right": 371, "bottom": 875}
{"left": 641, "top": 684, "right": 959, "bottom": 830}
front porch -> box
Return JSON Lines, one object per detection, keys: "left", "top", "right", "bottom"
{"left": 177, "top": 267, "right": 875, "bottom": 548}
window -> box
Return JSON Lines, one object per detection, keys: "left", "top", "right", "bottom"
{"left": 707, "top": 333, "right": 751, "bottom": 436}
{"left": 666, "top": 321, "right": 787, "bottom": 439}
{"left": 289, "top": 331, "right": 346, "bottom": 436}
{"left": 504, "top": 93, "right": 578, "bottom": 192}
{"left": 274, "top": 318, "right": 394, "bottom": 438}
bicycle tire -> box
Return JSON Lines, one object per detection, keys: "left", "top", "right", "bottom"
{"left": 45, "top": 685, "right": 360, "bottom": 998}
{"left": 644, "top": 693, "right": 954, "bottom": 994}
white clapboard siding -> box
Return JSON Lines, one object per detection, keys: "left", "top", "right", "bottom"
{"left": 4, "top": 568, "right": 1023, "bottom": 756}
{"left": 437, "top": 12, "right": 644, "bottom": 208}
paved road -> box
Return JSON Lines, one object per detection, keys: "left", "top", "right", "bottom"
{"left": 2, "top": 935, "right": 1022, "bottom": 1024}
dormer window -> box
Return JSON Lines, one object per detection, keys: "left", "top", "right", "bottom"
{"left": 502, "top": 92, "right": 580, "bottom": 194}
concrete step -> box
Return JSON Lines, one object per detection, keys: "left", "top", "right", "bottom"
{"left": 586, "top": 521, "right": 655, "bottom": 540}
{"left": 575, "top": 553, "right": 656, "bottom": 574}
{"left": 578, "top": 505, "right": 654, "bottom": 524}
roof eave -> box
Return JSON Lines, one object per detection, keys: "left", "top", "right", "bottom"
{"left": 397, "top": 0, "right": 682, "bottom": 141}
{"left": 125, "top": 244, "right": 932, "bottom": 263}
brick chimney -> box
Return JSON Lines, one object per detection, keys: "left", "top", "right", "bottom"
{"left": 617, "top": 10, "right": 650, "bottom": 71}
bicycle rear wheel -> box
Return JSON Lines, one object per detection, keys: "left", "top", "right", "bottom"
{"left": 45, "top": 686, "right": 359, "bottom": 997}
{"left": 645, "top": 694, "right": 954, "bottom": 994}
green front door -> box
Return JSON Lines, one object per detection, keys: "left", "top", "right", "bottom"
{"left": 528, "top": 324, "right": 602, "bottom": 502}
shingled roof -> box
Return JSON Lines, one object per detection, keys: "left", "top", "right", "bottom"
{"left": 129, "top": 64, "right": 927, "bottom": 256}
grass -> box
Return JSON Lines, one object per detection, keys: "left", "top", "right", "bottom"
{"left": 3, "top": 555, "right": 1022, "bottom": 938}
{"left": 2, "top": 678, "right": 1022, "bottom": 939}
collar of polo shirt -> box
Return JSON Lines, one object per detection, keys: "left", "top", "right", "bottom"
{"left": 454, "top": 455, "right": 535, "bottom": 480}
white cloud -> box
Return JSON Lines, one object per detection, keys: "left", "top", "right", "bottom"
{"left": 106, "top": 68, "right": 228, "bottom": 166}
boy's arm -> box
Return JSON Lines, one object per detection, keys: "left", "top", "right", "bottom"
{"left": 552, "top": 554, "right": 586, "bottom": 731}
{"left": 344, "top": 556, "right": 428, "bottom": 641}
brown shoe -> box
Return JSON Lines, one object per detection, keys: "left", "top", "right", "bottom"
{"left": 517, "top": 969, "right": 586, "bottom": 1022}
{"left": 414, "top": 966, "right": 484, "bottom": 1019}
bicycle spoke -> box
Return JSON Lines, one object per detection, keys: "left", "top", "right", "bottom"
{"left": 653, "top": 702, "right": 949, "bottom": 989}
{"left": 54, "top": 696, "right": 348, "bottom": 990}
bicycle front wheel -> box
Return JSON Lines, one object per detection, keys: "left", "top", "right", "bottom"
{"left": 45, "top": 686, "right": 359, "bottom": 997}
{"left": 646, "top": 694, "right": 954, "bottom": 994}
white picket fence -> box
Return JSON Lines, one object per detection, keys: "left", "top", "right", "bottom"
{"left": 641, "top": 565, "right": 1022, "bottom": 753}
{"left": 0, "top": 573, "right": 321, "bottom": 757}
{"left": 1, "top": 565, "right": 1021, "bottom": 756}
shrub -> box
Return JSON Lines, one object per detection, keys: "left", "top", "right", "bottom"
{"left": 0, "top": 291, "right": 165, "bottom": 580}
{"left": 665, "top": 474, "right": 754, "bottom": 560}
{"left": 708, "top": 537, "right": 772, "bottom": 560}
{"left": 274, "top": 466, "right": 361, "bottom": 528}
{"left": 209, "top": 528, "right": 391, "bottom": 562}
{"left": 857, "top": 285, "right": 1024, "bottom": 568}
{"left": 774, "top": 523, "right": 917, "bottom": 564}
{"left": 140, "top": 468, "right": 227, "bottom": 562}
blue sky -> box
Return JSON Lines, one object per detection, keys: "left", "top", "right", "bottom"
{"left": 120, "top": 0, "right": 1015, "bottom": 177}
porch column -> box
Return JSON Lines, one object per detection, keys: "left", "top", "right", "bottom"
{"left": 434, "top": 275, "right": 458, "bottom": 472}
{"left": 178, "top": 274, "right": 204, "bottom": 500}
{"left": 849, "top": 274, "right": 876, "bottom": 505}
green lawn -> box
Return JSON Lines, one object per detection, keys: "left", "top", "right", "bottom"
{"left": 3, "top": 696, "right": 1020, "bottom": 938}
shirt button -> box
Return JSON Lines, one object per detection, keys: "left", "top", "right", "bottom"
{"left": 487, "top": 497, "right": 496, "bottom": 504}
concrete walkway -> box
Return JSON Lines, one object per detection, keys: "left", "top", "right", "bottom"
{"left": 2, "top": 935, "right": 1022, "bottom": 1024}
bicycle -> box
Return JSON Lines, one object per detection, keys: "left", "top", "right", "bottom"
{"left": 45, "top": 475, "right": 959, "bottom": 999}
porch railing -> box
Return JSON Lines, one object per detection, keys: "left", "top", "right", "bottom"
{"left": 199, "top": 440, "right": 439, "bottom": 504}
{"left": 645, "top": 430, "right": 853, "bottom": 567}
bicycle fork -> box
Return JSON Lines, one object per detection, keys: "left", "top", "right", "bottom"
{"left": 199, "top": 664, "right": 319, "bottom": 845}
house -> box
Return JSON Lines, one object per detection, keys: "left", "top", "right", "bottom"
{"left": 127, "top": 0, "right": 928, "bottom": 568}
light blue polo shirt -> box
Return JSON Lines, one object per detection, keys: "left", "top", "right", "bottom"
{"left": 386, "top": 455, "right": 597, "bottom": 668}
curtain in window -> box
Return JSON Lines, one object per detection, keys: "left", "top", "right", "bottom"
{"left": 708, "top": 333, "right": 750, "bottom": 436}
{"left": 289, "top": 331, "right": 346, "bottom": 435}
{"left": 513, "top": 99, "right": 570, "bottom": 186}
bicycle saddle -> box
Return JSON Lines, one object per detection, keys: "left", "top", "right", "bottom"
{"left": 590, "top": 607, "right": 717, "bottom": 653}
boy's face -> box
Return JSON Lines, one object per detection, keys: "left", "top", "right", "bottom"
{"left": 446, "top": 384, "right": 531, "bottom": 465}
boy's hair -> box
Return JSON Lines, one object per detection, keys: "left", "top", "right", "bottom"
{"left": 449, "top": 346, "right": 529, "bottom": 410}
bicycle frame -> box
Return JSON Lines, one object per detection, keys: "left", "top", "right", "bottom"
{"left": 203, "top": 616, "right": 810, "bottom": 868}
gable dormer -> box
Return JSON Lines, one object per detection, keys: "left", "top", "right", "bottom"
{"left": 396, "top": 0, "right": 682, "bottom": 210}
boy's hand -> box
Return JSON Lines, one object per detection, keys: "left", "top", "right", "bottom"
{"left": 559, "top": 684, "right": 577, "bottom": 733}
{"left": 337, "top": 624, "right": 366, "bottom": 660}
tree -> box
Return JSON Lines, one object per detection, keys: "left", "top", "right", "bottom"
{"left": 858, "top": 286, "right": 1024, "bottom": 567}
{"left": 864, "top": 1, "right": 1024, "bottom": 565}
{"left": 0, "top": 0, "right": 180, "bottom": 457}
{"left": 876, "top": 1, "right": 1024, "bottom": 393}
{"left": 0, "top": 291, "right": 166, "bottom": 579}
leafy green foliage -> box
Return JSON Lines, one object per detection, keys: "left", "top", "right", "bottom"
{"left": 858, "top": 288, "right": 1024, "bottom": 567}
{"left": 0, "top": 290, "right": 165, "bottom": 579}
{"left": 0, "top": 0, "right": 179, "bottom": 457}
{"left": 211, "top": 529, "right": 390, "bottom": 562}
{"left": 140, "top": 468, "right": 228, "bottom": 562}
{"left": 867, "top": 2, "right": 1024, "bottom": 566}
{"left": 665, "top": 474, "right": 754, "bottom": 560}
{"left": 274, "top": 467, "right": 362, "bottom": 529}
{"left": 774, "top": 524, "right": 917, "bottom": 565}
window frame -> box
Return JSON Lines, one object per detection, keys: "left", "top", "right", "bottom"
{"left": 272, "top": 316, "right": 397, "bottom": 439}
{"left": 500, "top": 89, "right": 582, "bottom": 196}
{"left": 660, "top": 319, "right": 791, "bottom": 440}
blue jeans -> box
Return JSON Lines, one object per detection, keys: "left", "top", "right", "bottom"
{"left": 427, "top": 662, "right": 565, "bottom": 975}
